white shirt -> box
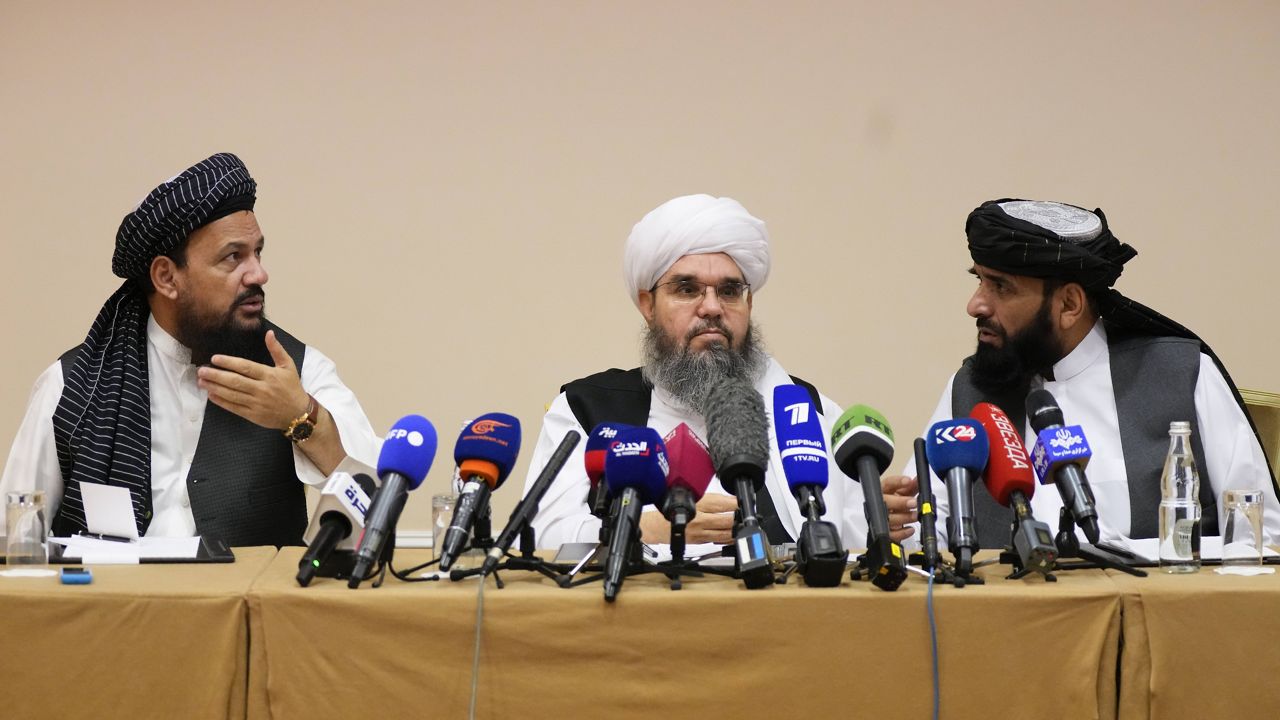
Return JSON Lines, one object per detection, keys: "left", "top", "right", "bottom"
{"left": 0, "top": 317, "right": 380, "bottom": 537}
{"left": 522, "top": 357, "right": 868, "bottom": 550}
{"left": 904, "top": 322, "right": 1280, "bottom": 547}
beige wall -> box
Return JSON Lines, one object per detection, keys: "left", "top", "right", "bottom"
{"left": 3, "top": 1, "right": 1277, "bottom": 533}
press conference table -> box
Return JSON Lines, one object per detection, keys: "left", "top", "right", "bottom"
{"left": 0, "top": 546, "right": 277, "bottom": 720}
{"left": 245, "top": 549, "right": 1122, "bottom": 720}
{"left": 5, "top": 548, "right": 1279, "bottom": 720}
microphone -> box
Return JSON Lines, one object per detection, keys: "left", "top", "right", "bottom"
{"left": 439, "top": 413, "right": 522, "bottom": 572}
{"left": 774, "top": 384, "right": 847, "bottom": 587}
{"left": 1026, "top": 389, "right": 1101, "bottom": 545}
{"left": 913, "top": 437, "right": 942, "bottom": 572}
{"left": 704, "top": 378, "right": 774, "bottom": 590}
{"left": 348, "top": 415, "right": 438, "bottom": 587}
{"left": 585, "top": 423, "right": 624, "bottom": 544}
{"left": 831, "top": 404, "right": 906, "bottom": 591}
{"left": 482, "top": 430, "right": 581, "bottom": 577}
{"left": 602, "top": 426, "right": 669, "bottom": 601}
{"left": 661, "top": 423, "right": 715, "bottom": 563}
{"left": 298, "top": 472, "right": 376, "bottom": 586}
{"left": 970, "top": 402, "right": 1057, "bottom": 574}
{"left": 924, "top": 419, "right": 989, "bottom": 574}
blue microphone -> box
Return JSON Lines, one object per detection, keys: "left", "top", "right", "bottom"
{"left": 773, "top": 384, "right": 829, "bottom": 504}
{"left": 439, "top": 413, "right": 522, "bottom": 571}
{"left": 925, "top": 419, "right": 989, "bottom": 574}
{"left": 349, "top": 415, "right": 438, "bottom": 587}
{"left": 602, "top": 426, "right": 668, "bottom": 601}
{"left": 773, "top": 384, "right": 847, "bottom": 587}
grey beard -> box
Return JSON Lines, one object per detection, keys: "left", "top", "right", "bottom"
{"left": 641, "top": 321, "right": 768, "bottom": 414}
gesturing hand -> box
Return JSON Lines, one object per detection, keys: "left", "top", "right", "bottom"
{"left": 197, "top": 330, "right": 309, "bottom": 430}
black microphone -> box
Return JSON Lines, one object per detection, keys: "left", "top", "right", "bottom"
{"left": 704, "top": 378, "right": 774, "bottom": 590}
{"left": 349, "top": 416, "right": 439, "bottom": 588}
{"left": 1026, "top": 389, "right": 1101, "bottom": 545}
{"left": 482, "top": 430, "right": 581, "bottom": 576}
{"left": 913, "top": 438, "right": 942, "bottom": 572}
{"left": 298, "top": 473, "right": 376, "bottom": 586}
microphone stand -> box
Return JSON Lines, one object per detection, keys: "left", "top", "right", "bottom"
{"left": 389, "top": 506, "right": 504, "bottom": 584}
{"left": 449, "top": 524, "right": 575, "bottom": 588}
{"left": 564, "top": 526, "right": 736, "bottom": 593}
{"left": 1047, "top": 509, "right": 1147, "bottom": 577}
{"left": 997, "top": 509, "right": 1147, "bottom": 578}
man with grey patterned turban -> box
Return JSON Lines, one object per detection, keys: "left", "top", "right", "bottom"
{"left": 886, "top": 198, "right": 1280, "bottom": 551}
{"left": 1, "top": 153, "right": 379, "bottom": 547}
{"left": 523, "top": 194, "right": 867, "bottom": 552}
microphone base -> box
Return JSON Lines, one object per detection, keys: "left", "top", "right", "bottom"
{"left": 298, "top": 549, "right": 376, "bottom": 586}
{"left": 851, "top": 534, "right": 908, "bottom": 592}
{"left": 795, "top": 520, "right": 848, "bottom": 588}
{"left": 449, "top": 553, "right": 576, "bottom": 589}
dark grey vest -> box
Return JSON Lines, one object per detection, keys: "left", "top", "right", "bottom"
{"left": 951, "top": 326, "right": 1216, "bottom": 547}
{"left": 54, "top": 323, "right": 309, "bottom": 547}
{"left": 561, "top": 368, "right": 825, "bottom": 545}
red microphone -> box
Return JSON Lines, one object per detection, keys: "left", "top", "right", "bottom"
{"left": 970, "top": 402, "right": 1057, "bottom": 573}
{"left": 661, "top": 423, "right": 715, "bottom": 560}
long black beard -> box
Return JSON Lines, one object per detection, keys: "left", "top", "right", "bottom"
{"left": 641, "top": 319, "right": 768, "bottom": 414}
{"left": 175, "top": 287, "right": 270, "bottom": 366}
{"left": 969, "top": 299, "right": 1064, "bottom": 395}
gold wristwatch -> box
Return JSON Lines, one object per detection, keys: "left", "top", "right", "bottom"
{"left": 284, "top": 394, "right": 318, "bottom": 443}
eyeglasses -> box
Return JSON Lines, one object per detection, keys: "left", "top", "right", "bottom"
{"left": 650, "top": 279, "right": 751, "bottom": 305}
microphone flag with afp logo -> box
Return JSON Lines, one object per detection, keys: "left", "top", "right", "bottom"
{"left": 439, "top": 413, "right": 522, "bottom": 571}
{"left": 348, "top": 415, "right": 439, "bottom": 588}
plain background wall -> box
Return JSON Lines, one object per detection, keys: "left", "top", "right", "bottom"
{"left": 2, "top": 1, "right": 1277, "bottom": 534}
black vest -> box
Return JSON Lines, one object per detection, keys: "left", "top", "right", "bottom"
{"left": 52, "top": 323, "right": 309, "bottom": 547}
{"left": 561, "top": 368, "right": 824, "bottom": 545}
{"left": 950, "top": 326, "right": 1217, "bottom": 547}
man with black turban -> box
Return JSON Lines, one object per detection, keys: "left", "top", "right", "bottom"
{"left": 886, "top": 199, "right": 1280, "bottom": 549}
{"left": 1, "top": 153, "right": 379, "bottom": 547}
{"left": 522, "top": 194, "right": 865, "bottom": 551}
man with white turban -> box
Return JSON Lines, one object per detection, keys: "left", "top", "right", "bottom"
{"left": 523, "top": 194, "right": 867, "bottom": 550}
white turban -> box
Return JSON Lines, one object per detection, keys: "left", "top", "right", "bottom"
{"left": 623, "top": 194, "right": 770, "bottom": 308}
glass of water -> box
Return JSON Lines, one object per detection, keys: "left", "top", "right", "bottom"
{"left": 6, "top": 491, "right": 47, "bottom": 566}
{"left": 1221, "top": 489, "right": 1264, "bottom": 566}
{"left": 432, "top": 494, "right": 455, "bottom": 561}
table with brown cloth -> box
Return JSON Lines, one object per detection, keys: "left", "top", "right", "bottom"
{"left": 0, "top": 546, "right": 277, "bottom": 720}
{"left": 246, "top": 548, "right": 1122, "bottom": 720}
{"left": 1111, "top": 565, "right": 1280, "bottom": 720}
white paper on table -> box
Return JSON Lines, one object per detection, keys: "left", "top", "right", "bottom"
{"left": 648, "top": 542, "right": 733, "bottom": 566}
{"left": 79, "top": 482, "right": 140, "bottom": 539}
{"left": 50, "top": 535, "right": 199, "bottom": 562}
{"left": 1102, "top": 536, "right": 1278, "bottom": 563}
{"left": 50, "top": 535, "right": 140, "bottom": 564}
{"left": 1213, "top": 566, "right": 1276, "bottom": 576}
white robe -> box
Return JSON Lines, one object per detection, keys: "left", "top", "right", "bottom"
{"left": 903, "top": 322, "right": 1280, "bottom": 547}
{"left": 0, "top": 316, "right": 380, "bottom": 537}
{"left": 522, "top": 356, "right": 868, "bottom": 550}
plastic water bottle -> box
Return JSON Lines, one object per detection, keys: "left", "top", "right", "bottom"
{"left": 1158, "top": 421, "right": 1201, "bottom": 573}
